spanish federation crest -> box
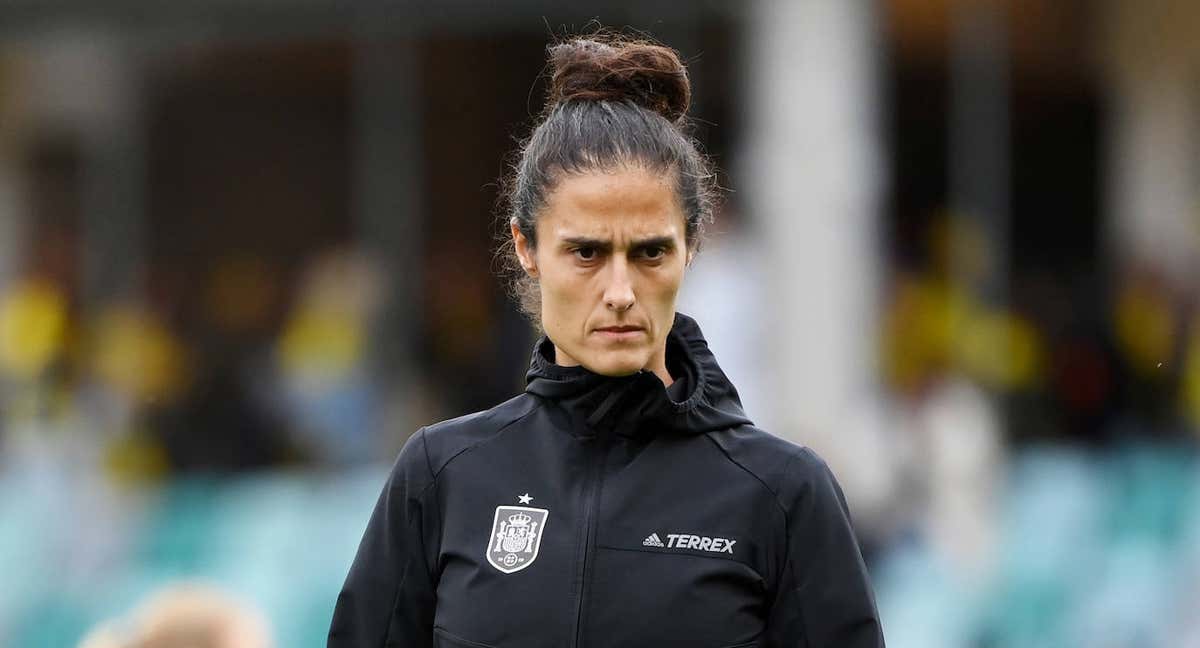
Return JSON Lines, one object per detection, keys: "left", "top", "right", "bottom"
{"left": 487, "top": 505, "right": 549, "bottom": 574}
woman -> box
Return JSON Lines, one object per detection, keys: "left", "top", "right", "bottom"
{"left": 329, "top": 35, "right": 884, "bottom": 648}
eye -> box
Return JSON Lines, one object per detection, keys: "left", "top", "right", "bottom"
{"left": 572, "top": 246, "right": 599, "bottom": 262}
{"left": 638, "top": 246, "right": 667, "bottom": 261}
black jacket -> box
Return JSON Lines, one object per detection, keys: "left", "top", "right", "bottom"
{"left": 329, "top": 313, "right": 884, "bottom": 647}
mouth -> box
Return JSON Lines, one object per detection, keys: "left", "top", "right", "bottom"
{"left": 594, "top": 325, "right": 645, "bottom": 340}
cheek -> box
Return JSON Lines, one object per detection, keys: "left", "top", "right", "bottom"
{"left": 537, "top": 259, "right": 587, "bottom": 312}
{"left": 648, "top": 262, "right": 687, "bottom": 301}
{"left": 542, "top": 280, "right": 577, "bottom": 312}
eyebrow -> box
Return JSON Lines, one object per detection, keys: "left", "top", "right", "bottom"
{"left": 560, "top": 236, "right": 677, "bottom": 252}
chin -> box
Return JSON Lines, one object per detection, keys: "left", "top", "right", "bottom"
{"left": 585, "top": 349, "right": 649, "bottom": 377}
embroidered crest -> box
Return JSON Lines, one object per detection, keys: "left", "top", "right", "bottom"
{"left": 487, "top": 504, "right": 549, "bottom": 574}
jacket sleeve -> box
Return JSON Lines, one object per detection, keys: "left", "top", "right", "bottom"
{"left": 763, "top": 448, "right": 885, "bottom": 647}
{"left": 329, "top": 428, "right": 439, "bottom": 648}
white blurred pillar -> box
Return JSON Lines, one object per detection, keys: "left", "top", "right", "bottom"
{"left": 1103, "top": 0, "right": 1200, "bottom": 285}
{"left": 742, "top": 0, "right": 888, "bottom": 508}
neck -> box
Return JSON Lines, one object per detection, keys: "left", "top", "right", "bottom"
{"left": 647, "top": 357, "right": 675, "bottom": 388}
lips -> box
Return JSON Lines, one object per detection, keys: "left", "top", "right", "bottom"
{"left": 594, "top": 326, "right": 645, "bottom": 341}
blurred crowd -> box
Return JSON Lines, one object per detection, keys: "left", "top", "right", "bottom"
{"left": 882, "top": 215, "right": 1200, "bottom": 446}
{"left": 1, "top": 242, "right": 391, "bottom": 478}
{"left": 871, "top": 213, "right": 1200, "bottom": 561}
{"left": 16, "top": 205, "right": 1197, "bottom": 482}
{"left": 864, "top": 214, "right": 1200, "bottom": 646}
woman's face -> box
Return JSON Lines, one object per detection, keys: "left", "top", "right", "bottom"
{"left": 512, "top": 166, "right": 691, "bottom": 379}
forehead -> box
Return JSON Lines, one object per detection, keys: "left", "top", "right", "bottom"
{"left": 540, "top": 167, "right": 685, "bottom": 239}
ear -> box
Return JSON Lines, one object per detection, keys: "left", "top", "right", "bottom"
{"left": 511, "top": 218, "right": 539, "bottom": 277}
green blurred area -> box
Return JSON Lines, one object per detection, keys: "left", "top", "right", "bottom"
{"left": 0, "top": 464, "right": 387, "bottom": 647}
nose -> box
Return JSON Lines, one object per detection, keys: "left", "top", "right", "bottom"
{"left": 603, "top": 258, "right": 635, "bottom": 312}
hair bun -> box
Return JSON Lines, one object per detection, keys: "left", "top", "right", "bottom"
{"left": 546, "top": 38, "right": 691, "bottom": 124}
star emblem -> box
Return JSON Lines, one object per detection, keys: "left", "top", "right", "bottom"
{"left": 518, "top": 493, "right": 533, "bottom": 504}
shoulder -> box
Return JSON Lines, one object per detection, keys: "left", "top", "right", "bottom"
{"left": 702, "top": 425, "right": 841, "bottom": 514}
{"left": 417, "top": 392, "right": 542, "bottom": 477}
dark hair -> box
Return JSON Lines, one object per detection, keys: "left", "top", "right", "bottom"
{"left": 497, "top": 35, "right": 718, "bottom": 327}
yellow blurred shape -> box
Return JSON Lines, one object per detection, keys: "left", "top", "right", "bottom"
{"left": 955, "top": 311, "right": 1042, "bottom": 390}
{"left": 278, "top": 308, "right": 361, "bottom": 378}
{"left": 1183, "top": 323, "right": 1200, "bottom": 430}
{"left": 0, "top": 279, "right": 68, "bottom": 379}
{"left": 92, "top": 305, "right": 188, "bottom": 402}
{"left": 883, "top": 273, "right": 1042, "bottom": 392}
{"left": 882, "top": 275, "right": 969, "bottom": 392}
{"left": 104, "top": 428, "right": 170, "bottom": 484}
{"left": 1114, "top": 279, "right": 1175, "bottom": 376}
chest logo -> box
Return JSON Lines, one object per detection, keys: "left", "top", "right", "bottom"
{"left": 487, "top": 505, "right": 549, "bottom": 574}
{"left": 650, "top": 533, "right": 737, "bottom": 554}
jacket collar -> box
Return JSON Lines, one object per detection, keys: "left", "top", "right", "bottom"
{"left": 524, "top": 312, "right": 752, "bottom": 437}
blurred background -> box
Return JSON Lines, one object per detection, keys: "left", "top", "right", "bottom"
{"left": 0, "top": 0, "right": 1198, "bottom": 646}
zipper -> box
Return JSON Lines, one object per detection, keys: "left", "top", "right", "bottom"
{"left": 570, "top": 434, "right": 611, "bottom": 648}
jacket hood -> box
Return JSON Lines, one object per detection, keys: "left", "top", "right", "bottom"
{"left": 524, "top": 312, "right": 753, "bottom": 436}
